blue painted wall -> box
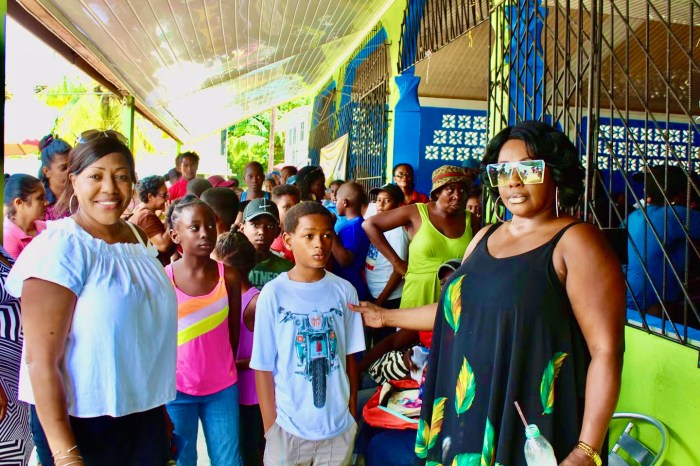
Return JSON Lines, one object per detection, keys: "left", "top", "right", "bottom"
{"left": 416, "top": 107, "right": 488, "bottom": 195}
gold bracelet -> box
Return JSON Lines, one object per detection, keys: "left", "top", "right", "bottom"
{"left": 52, "top": 445, "right": 79, "bottom": 458}
{"left": 576, "top": 441, "right": 602, "bottom": 466}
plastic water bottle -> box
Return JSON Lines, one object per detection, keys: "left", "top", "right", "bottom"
{"left": 524, "top": 424, "right": 557, "bottom": 466}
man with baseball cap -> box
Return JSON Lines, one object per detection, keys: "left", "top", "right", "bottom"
{"left": 242, "top": 198, "right": 293, "bottom": 289}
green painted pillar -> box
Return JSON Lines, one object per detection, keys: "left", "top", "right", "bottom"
{"left": 484, "top": 1, "right": 510, "bottom": 224}
{"left": 121, "top": 95, "right": 135, "bottom": 152}
{"left": 1, "top": 0, "right": 7, "bottom": 243}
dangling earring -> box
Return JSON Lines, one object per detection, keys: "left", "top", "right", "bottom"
{"left": 555, "top": 187, "right": 560, "bottom": 218}
{"left": 69, "top": 193, "right": 78, "bottom": 215}
{"left": 494, "top": 196, "right": 505, "bottom": 223}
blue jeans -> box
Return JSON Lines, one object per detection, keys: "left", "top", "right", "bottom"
{"left": 166, "top": 384, "right": 242, "bottom": 466}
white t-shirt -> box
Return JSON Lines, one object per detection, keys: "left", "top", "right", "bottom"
{"left": 250, "top": 272, "right": 365, "bottom": 440}
{"left": 6, "top": 218, "right": 177, "bottom": 417}
{"left": 365, "top": 226, "right": 409, "bottom": 300}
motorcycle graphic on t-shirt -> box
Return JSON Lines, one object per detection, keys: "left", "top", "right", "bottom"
{"left": 278, "top": 306, "right": 342, "bottom": 408}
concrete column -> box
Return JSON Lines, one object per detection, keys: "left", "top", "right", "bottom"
{"left": 392, "top": 69, "right": 421, "bottom": 179}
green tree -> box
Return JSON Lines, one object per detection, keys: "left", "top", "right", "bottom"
{"left": 225, "top": 97, "right": 309, "bottom": 179}
{"left": 36, "top": 75, "right": 156, "bottom": 155}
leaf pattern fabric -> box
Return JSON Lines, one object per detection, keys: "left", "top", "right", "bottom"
{"left": 444, "top": 275, "right": 465, "bottom": 333}
{"left": 480, "top": 417, "right": 495, "bottom": 466}
{"left": 416, "top": 223, "right": 591, "bottom": 466}
{"left": 416, "top": 397, "right": 447, "bottom": 458}
{"left": 455, "top": 357, "right": 476, "bottom": 415}
{"left": 540, "top": 352, "right": 568, "bottom": 414}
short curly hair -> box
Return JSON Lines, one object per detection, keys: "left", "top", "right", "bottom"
{"left": 481, "top": 121, "right": 584, "bottom": 208}
{"left": 284, "top": 201, "right": 334, "bottom": 234}
{"left": 136, "top": 175, "right": 166, "bottom": 203}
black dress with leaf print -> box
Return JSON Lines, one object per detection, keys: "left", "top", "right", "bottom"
{"left": 416, "top": 222, "right": 599, "bottom": 466}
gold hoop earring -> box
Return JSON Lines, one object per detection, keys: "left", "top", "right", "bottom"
{"left": 494, "top": 196, "right": 506, "bottom": 223}
{"left": 69, "top": 193, "right": 78, "bottom": 215}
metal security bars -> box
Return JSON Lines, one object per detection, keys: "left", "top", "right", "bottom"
{"left": 398, "top": 0, "right": 490, "bottom": 73}
{"left": 488, "top": 0, "right": 700, "bottom": 348}
{"left": 309, "top": 25, "right": 390, "bottom": 191}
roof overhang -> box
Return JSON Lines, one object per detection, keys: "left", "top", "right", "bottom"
{"left": 10, "top": 0, "right": 398, "bottom": 143}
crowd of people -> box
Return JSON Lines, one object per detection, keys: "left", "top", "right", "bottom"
{"left": 0, "top": 120, "right": 647, "bottom": 466}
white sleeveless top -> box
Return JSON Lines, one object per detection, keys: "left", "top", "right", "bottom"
{"left": 6, "top": 218, "right": 177, "bottom": 417}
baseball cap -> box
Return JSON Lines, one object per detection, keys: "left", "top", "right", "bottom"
{"left": 369, "top": 183, "right": 405, "bottom": 204}
{"left": 243, "top": 198, "right": 280, "bottom": 222}
{"left": 208, "top": 175, "right": 236, "bottom": 188}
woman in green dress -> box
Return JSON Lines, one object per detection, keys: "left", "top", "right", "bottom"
{"left": 363, "top": 165, "right": 474, "bottom": 347}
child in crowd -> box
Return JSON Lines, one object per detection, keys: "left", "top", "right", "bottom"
{"left": 263, "top": 176, "right": 277, "bottom": 193}
{"left": 279, "top": 165, "right": 297, "bottom": 185}
{"left": 186, "top": 177, "right": 213, "bottom": 198}
{"left": 242, "top": 161, "right": 270, "bottom": 201}
{"left": 165, "top": 195, "right": 243, "bottom": 466}
{"left": 37, "top": 134, "right": 71, "bottom": 220}
{"left": 242, "top": 198, "right": 293, "bottom": 289}
{"left": 323, "top": 179, "right": 344, "bottom": 216}
{"left": 332, "top": 182, "right": 371, "bottom": 300}
{"left": 165, "top": 167, "right": 181, "bottom": 187}
{"left": 270, "top": 184, "right": 301, "bottom": 263}
{"left": 214, "top": 231, "right": 264, "bottom": 466}
{"left": 365, "top": 183, "right": 408, "bottom": 310}
{"left": 201, "top": 187, "right": 241, "bottom": 235}
{"left": 466, "top": 187, "right": 482, "bottom": 234}
{"left": 3, "top": 174, "right": 47, "bottom": 259}
{"left": 251, "top": 202, "right": 365, "bottom": 465}
{"left": 168, "top": 151, "right": 200, "bottom": 201}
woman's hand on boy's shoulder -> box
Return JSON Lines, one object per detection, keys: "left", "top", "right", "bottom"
{"left": 349, "top": 301, "right": 385, "bottom": 328}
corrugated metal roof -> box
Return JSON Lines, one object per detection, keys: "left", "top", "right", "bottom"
{"left": 14, "top": 0, "right": 397, "bottom": 142}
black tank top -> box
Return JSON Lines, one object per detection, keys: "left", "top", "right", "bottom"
{"left": 417, "top": 221, "right": 598, "bottom": 466}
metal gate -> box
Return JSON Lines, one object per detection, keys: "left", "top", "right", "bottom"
{"left": 488, "top": 0, "right": 700, "bottom": 347}
{"left": 309, "top": 25, "right": 390, "bottom": 192}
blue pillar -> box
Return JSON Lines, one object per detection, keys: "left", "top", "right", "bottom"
{"left": 507, "top": 1, "right": 547, "bottom": 124}
{"left": 392, "top": 69, "right": 421, "bottom": 180}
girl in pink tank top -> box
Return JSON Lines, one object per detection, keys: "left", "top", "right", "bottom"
{"left": 164, "top": 196, "right": 243, "bottom": 466}
{"left": 214, "top": 230, "right": 264, "bottom": 466}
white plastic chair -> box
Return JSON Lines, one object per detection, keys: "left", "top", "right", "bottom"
{"left": 609, "top": 413, "right": 669, "bottom": 466}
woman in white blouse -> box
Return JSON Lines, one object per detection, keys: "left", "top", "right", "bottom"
{"left": 7, "top": 130, "right": 177, "bottom": 465}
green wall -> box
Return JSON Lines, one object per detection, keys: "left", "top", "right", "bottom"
{"left": 616, "top": 327, "right": 700, "bottom": 465}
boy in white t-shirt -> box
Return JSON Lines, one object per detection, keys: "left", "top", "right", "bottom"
{"left": 250, "top": 202, "right": 365, "bottom": 466}
{"left": 365, "top": 183, "right": 408, "bottom": 309}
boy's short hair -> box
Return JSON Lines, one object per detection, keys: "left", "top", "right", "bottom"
{"left": 215, "top": 231, "right": 256, "bottom": 274}
{"left": 284, "top": 201, "right": 334, "bottom": 233}
{"left": 200, "top": 187, "right": 241, "bottom": 229}
{"left": 179, "top": 151, "right": 200, "bottom": 164}
{"left": 271, "top": 184, "right": 301, "bottom": 201}
{"left": 245, "top": 161, "right": 264, "bottom": 173}
{"left": 187, "top": 178, "right": 213, "bottom": 197}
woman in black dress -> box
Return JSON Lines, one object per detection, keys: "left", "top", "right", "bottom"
{"left": 353, "top": 121, "right": 625, "bottom": 466}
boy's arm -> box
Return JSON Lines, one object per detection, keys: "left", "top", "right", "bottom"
{"left": 373, "top": 270, "right": 404, "bottom": 307}
{"left": 331, "top": 232, "right": 355, "bottom": 266}
{"left": 346, "top": 355, "right": 358, "bottom": 419}
{"left": 255, "top": 370, "right": 277, "bottom": 432}
{"left": 224, "top": 266, "right": 242, "bottom": 359}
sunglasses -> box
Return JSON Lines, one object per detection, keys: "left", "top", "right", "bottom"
{"left": 76, "top": 129, "right": 129, "bottom": 146}
{"left": 486, "top": 159, "right": 546, "bottom": 188}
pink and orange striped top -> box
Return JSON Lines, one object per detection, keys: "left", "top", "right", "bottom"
{"left": 165, "top": 261, "right": 238, "bottom": 396}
